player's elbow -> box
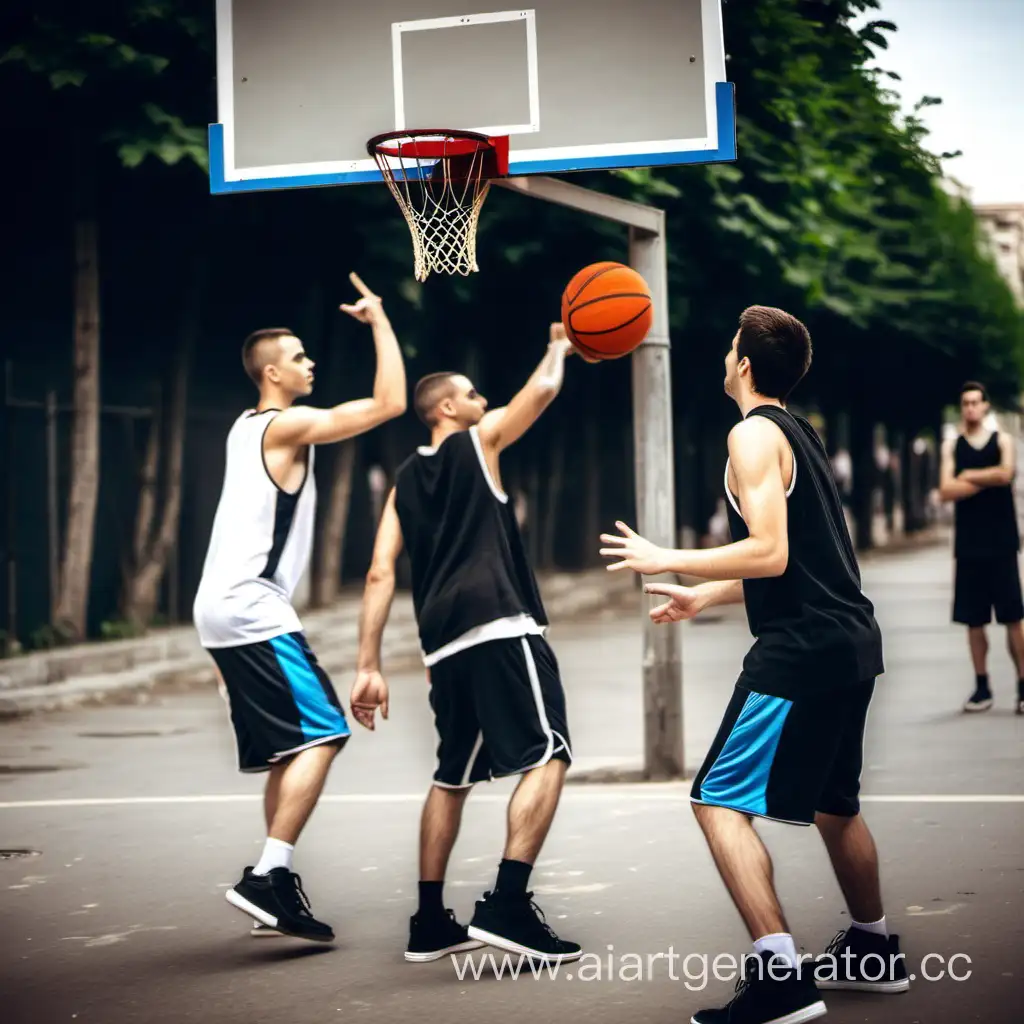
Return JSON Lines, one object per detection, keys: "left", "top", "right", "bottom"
{"left": 379, "top": 393, "right": 407, "bottom": 420}
{"left": 366, "top": 562, "right": 396, "bottom": 587}
{"left": 758, "top": 540, "right": 788, "bottom": 577}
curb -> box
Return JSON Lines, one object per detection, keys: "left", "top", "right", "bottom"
{"left": 0, "top": 571, "right": 636, "bottom": 720}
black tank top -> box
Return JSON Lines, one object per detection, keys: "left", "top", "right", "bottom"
{"left": 394, "top": 427, "right": 547, "bottom": 657}
{"left": 725, "top": 406, "right": 884, "bottom": 693}
{"left": 953, "top": 432, "right": 1020, "bottom": 558}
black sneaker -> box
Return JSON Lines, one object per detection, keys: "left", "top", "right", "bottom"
{"left": 963, "top": 686, "right": 993, "bottom": 712}
{"left": 814, "top": 927, "right": 910, "bottom": 993}
{"left": 691, "top": 954, "right": 826, "bottom": 1024}
{"left": 225, "top": 866, "right": 334, "bottom": 943}
{"left": 467, "top": 890, "right": 582, "bottom": 963}
{"left": 405, "top": 907, "right": 486, "bottom": 962}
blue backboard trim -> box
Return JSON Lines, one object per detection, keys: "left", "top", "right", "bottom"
{"left": 209, "top": 82, "right": 736, "bottom": 195}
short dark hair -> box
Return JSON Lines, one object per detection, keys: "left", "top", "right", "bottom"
{"left": 960, "top": 381, "right": 988, "bottom": 401}
{"left": 414, "top": 372, "right": 460, "bottom": 426}
{"left": 736, "top": 306, "right": 812, "bottom": 401}
{"left": 241, "top": 328, "right": 294, "bottom": 387}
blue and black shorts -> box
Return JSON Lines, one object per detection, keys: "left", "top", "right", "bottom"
{"left": 209, "top": 632, "right": 350, "bottom": 773}
{"left": 691, "top": 678, "right": 875, "bottom": 825}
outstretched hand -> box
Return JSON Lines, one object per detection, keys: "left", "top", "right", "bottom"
{"left": 599, "top": 521, "right": 668, "bottom": 575}
{"left": 340, "top": 272, "right": 384, "bottom": 324}
{"left": 552, "top": 320, "right": 600, "bottom": 363}
{"left": 350, "top": 669, "right": 390, "bottom": 731}
{"left": 643, "top": 582, "right": 707, "bottom": 623}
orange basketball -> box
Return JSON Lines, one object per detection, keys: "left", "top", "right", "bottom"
{"left": 560, "top": 262, "right": 653, "bottom": 360}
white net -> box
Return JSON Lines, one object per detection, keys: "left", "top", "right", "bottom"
{"left": 370, "top": 133, "right": 496, "bottom": 282}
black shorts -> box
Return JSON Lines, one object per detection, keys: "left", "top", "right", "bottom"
{"left": 429, "top": 634, "right": 572, "bottom": 788}
{"left": 209, "top": 632, "right": 350, "bottom": 773}
{"left": 953, "top": 554, "right": 1024, "bottom": 627}
{"left": 691, "top": 679, "right": 875, "bottom": 826}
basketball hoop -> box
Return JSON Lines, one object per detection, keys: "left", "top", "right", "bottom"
{"left": 368, "top": 130, "right": 509, "bottom": 282}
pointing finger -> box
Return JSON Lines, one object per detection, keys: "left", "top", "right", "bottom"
{"left": 349, "top": 271, "right": 374, "bottom": 297}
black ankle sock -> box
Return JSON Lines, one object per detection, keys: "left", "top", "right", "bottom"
{"left": 418, "top": 880, "right": 444, "bottom": 916}
{"left": 495, "top": 858, "right": 532, "bottom": 896}
{"left": 976, "top": 674, "right": 990, "bottom": 693}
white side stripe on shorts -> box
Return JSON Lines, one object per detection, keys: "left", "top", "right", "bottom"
{"left": 460, "top": 730, "right": 484, "bottom": 787}
{"left": 521, "top": 637, "right": 555, "bottom": 770}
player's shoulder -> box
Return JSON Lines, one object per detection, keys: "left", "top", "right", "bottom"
{"left": 728, "top": 412, "right": 787, "bottom": 448}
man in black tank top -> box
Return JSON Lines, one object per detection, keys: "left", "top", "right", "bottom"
{"left": 939, "top": 382, "right": 1024, "bottom": 715}
{"left": 601, "top": 308, "right": 906, "bottom": 1023}
{"left": 353, "top": 324, "right": 583, "bottom": 966}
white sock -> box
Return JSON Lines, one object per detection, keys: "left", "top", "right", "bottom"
{"left": 252, "top": 837, "right": 294, "bottom": 876}
{"left": 852, "top": 916, "right": 888, "bottom": 937}
{"left": 753, "top": 932, "right": 799, "bottom": 967}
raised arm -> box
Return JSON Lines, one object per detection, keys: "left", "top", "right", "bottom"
{"left": 477, "top": 324, "right": 573, "bottom": 454}
{"left": 351, "top": 488, "right": 404, "bottom": 730}
{"left": 600, "top": 416, "right": 789, "bottom": 580}
{"left": 938, "top": 437, "right": 981, "bottom": 501}
{"left": 958, "top": 433, "right": 1015, "bottom": 489}
{"left": 266, "top": 276, "right": 407, "bottom": 449}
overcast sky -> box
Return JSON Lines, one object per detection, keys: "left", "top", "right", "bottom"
{"left": 854, "top": 0, "right": 1024, "bottom": 204}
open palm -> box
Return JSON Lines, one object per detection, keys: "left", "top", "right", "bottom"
{"left": 599, "top": 521, "right": 667, "bottom": 575}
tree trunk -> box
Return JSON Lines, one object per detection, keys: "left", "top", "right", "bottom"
{"left": 850, "top": 414, "right": 876, "bottom": 552}
{"left": 53, "top": 217, "right": 101, "bottom": 642}
{"left": 311, "top": 441, "right": 357, "bottom": 607}
{"left": 120, "top": 267, "right": 199, "bottom": 630}
{"left": 900, "top": 431, "right": 920, "bottom": 533}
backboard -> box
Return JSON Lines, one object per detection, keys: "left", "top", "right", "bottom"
{"left": 209, "top": 0, "right": 735, "bottom": 193}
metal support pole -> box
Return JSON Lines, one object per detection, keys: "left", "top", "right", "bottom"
{"left": 629, "top": 221, "right": 683, "bottom": 779}
{"left": 496, "top": 175, "right": 684, "bottom": 778}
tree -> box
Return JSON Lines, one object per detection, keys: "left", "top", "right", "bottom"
{"left": 120, "top": 258, "right": 203, "bottom": 630}
{"left": 2, "top": 1, "right": 211, "bottom": 639}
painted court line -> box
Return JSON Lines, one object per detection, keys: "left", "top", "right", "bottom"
{"left": 0, "top": 793, "right": 1022, "bottom": 810}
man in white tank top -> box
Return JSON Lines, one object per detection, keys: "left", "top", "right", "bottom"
{"left": 193, "top": 274, "right": 406, "bottom": 943}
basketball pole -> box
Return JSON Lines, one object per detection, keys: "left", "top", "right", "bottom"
{"left": 496, "top": 176, "right": 684, "bottom": 780}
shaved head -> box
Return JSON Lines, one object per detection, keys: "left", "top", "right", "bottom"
{"left": 414, "top": 372, "right": 460, "bottom": 426}
{"left": 241, "top": 327, "right": 295, "bottom": 387}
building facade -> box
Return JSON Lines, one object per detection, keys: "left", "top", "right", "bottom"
{"left": 975, "top": 202, "right": 1024, "bottom": 307}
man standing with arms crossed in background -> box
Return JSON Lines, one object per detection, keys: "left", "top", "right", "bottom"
{"left": 194, "top": 275, "right": 406, "bottom": 942}
{"left": 352, "top": 325, "right": 583, "bottom": 965}
{"left": 939, "top": 382, "right": 1024, "bottom": 714}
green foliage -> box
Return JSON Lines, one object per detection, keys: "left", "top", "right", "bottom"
{"left": 28, "top": 624, "right": 61, "bottom": 651}
{"left": 599, "top": 0, "right": 1024, "bottom": 422}
{"left": 3, "top": 1, "right": 211, "bottom": 172}
{"left": 100, "top": 619, "right": 144, "bottom": 641}
{"left": 112, "top": 103, "right": 208, "bottom": 172}
{"left": 6, "top": 0, "right": 1022, "bottom": 437}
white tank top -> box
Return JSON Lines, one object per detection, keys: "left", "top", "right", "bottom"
{"left": 193, "top": 409, "right": 317, "bottom": 648}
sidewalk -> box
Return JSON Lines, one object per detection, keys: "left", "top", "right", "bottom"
{"left": 0, "top": 567, "right": 637, "bottom": 718}
{"left": 0, "top": 526, "right": 947, "bottom": 721}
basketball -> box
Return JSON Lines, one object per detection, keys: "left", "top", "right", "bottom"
{"left": 560, "top": 262, "right": 653, "bottom": 360}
